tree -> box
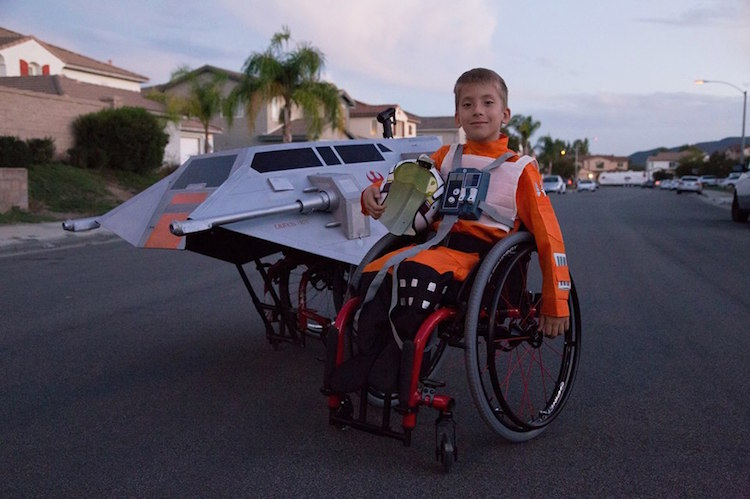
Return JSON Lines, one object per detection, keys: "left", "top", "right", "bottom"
{"left": 145, "top": 66, "right": 228, "bottom": 154}
{"left": 535, "top": 135, "right": 568, "bottom": 175}
{"left": 508, "top": 114, "right": 541, "bottom": 155}
{"left": 225, "top": 26, "right": 344, "bottom": 143}
{"left": 675, "top": 147, "right": 705, "bottom": 177}
{"left": 171, "top": 67, "right": 227, "bottom": 154}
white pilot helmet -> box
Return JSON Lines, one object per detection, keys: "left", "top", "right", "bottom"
{"left": 377, "top": 154, "right": 444, "bottom": 236}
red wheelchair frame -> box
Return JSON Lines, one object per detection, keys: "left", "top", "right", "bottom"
{"left": 323, "top": 231, "right": 582, "bottom": 472}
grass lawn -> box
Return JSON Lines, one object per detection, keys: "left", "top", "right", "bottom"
{"left": 0, "top": 163, "right": 164, "bottom": 224}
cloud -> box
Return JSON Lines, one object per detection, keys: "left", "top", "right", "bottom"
{"left": 634, "top": 0, "right": 748, "bottom": 27}
{"left": 217, "top": 0, "right": 498, "bottom": 92}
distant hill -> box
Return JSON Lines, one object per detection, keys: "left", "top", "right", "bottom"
{"left": 628, "top": 136, "right": 744, "bottom": 167}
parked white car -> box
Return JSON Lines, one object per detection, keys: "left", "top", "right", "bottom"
{"left": 543, "top": 175, "right": 566, "bottom": 194}
{"left": 676, "top": 175, "right": 702, "bottom": 194}
{"left": 731, "top": 172, "right": 750, "bottom": 223}
{"left": 698, "top": 175, "right": 718, "bottom": 186}
{"left": 720, "top": 172, "right": 742, "bottom": 189}
{"left": 576, "top": 179, "right": 597, "bottom": 192}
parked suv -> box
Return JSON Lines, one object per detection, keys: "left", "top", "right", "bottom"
{"left": 731, "top": 172, "right": 750, "bottom": 223}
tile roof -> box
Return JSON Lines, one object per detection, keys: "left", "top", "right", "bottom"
{"left": 584, "top": 154, "right": 629, "bottom": 161}
{"left": 0, "top": 75, "right": 164, "bottom": 113}
{"left": 143, "top": 64, "right": 244, "bottom": 92}
{"left": 350, "top": 100, "right": 400, "bottom": 117}
{"left": 647, "top": 151, "right": 691, "bottom": 162}
{"left": 417, "top": 116, "right": 457, "bottom": 130}
{"left": 350, "top": 100, "right": 421, "bottom": 122}
{"left": 0, "top": 26, "right": 148, "bottom": 82}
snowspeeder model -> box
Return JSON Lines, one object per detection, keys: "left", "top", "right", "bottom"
{"left": 63, "top": 134, "right": 443, "bottom": 345}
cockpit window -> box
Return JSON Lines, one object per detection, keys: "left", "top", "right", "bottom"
{"left": 172, "top": 155, "right": 237, "bottom": 189}
{"left": 251, "top": 148, "right": 323, "bottom": 172}
{"left": 334, "top": 144, "right": 384, "bottom": 164}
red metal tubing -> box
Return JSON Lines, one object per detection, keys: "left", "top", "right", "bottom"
{"left": 407, "top": 307, "right": 457, "bottom": 408}
{"left": 327, "top": 297, "right": 361, "bottom": 409}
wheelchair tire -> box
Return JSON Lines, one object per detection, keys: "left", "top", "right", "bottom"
{"left": 278, "top": 259, "right": 349, "bottom": 342}
{"left": 464, "top": 232, "right": 581, "bottom": 442}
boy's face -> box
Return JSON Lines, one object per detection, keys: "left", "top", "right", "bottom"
{"left": 454, "top": 82, "right": 510, "bottom": 143}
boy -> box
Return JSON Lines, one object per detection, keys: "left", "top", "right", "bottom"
{"left": 344, "top": 68, "right": 570, "bottom": 392}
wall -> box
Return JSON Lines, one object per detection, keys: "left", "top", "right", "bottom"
{"left": 0, "top": 168, "right": 28, "bottom": 212}
{"left": 0, "top": 86, "right": 184, "bottom": 165}
{"left": 0, "top": 86, "right": 103, "bottom": 158}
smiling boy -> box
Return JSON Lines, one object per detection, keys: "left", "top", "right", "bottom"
{"left": 352, "top": 68, "right": 570, "bottom": 392}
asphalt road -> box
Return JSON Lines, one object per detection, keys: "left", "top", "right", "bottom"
{"left": 2, "top": 188, "right": 749, "bottom": 496}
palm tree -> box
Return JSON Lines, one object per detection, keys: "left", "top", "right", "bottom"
{"left": 508, "top": 114, "right": 541, "bottom": 155}
{"left": 535, "top": 134, "right": 567, "bottom": 175}
{"left": 147, "top": 66, "right": 227, "bottom": 154}
{"left": 225, "top": 26, "right": 344, "bottom": 143}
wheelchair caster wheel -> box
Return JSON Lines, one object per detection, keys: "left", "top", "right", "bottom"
{"left": 438, "top": 433, "right": 455, "bottom": 473}
{"left": 435, "top": 412, "right": 457, "bottom": 473}
{"left": 333, "top": 395, "right": 353, "bottom": 430}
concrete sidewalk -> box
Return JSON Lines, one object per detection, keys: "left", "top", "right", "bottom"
{"left": 0, "top": 220, "right": 118, "bottom": 257}
{"left": 0, "top": 188, "right": 734, "bottom": 257}
{"left": 697, "top": 187, "right": 733, "bottom": 207}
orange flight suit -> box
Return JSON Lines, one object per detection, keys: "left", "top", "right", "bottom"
{"left": 363, "top": 135, "right": 570, "bottom": 318}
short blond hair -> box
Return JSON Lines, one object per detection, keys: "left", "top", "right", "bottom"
{"left": 453, "top": 68, "right": 508, "bottom": 110}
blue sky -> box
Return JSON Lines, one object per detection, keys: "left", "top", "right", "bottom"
{"left": 3, "top": 0, "right": 748, "bottom": 156}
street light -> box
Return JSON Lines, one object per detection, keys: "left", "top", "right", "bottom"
{"left": 695, "top": 79, "right": 747, "bottom": 171}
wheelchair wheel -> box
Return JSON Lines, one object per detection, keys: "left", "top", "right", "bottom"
{"left": 278, "top": 260, "right": 348, "bottom": 341}
{"left": 464, "top": 232, "right": 581, "bottom": 442}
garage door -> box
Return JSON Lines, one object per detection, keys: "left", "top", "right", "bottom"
{"left": 180, "top": 137, "right": 201, "bottom": 164}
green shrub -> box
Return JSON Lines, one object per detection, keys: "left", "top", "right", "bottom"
{"left": 69, "top": 107, "right": 168, "bottom": 173}
{"left": 0, "top": 136, "right": 31, "bottom": 168}
{"left": 27, "top": 137, "right": 56, "bottom": 164}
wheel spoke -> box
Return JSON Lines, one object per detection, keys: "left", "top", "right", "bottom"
{"left": 464, "top": 235, "right": 581, "bottom": 439}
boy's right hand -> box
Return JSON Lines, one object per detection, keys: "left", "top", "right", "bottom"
{"left": 362, "top": 184, "right": 386, "bottom": 219}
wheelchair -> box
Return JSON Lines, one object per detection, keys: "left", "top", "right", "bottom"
{"left": 322, "top": 230, "right": 581, "bottom": 472}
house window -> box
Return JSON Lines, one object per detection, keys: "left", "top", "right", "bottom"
{"left": 0, "top": 55, "right": 6, "bottom": 76}
{"left": 596, "top": 162, "right": 604, "bottom": 170}
{"left": 28, "top": 62, "right": 42, "bottom": 76}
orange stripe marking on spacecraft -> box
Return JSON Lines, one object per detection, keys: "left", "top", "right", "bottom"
{"left": 144, "top": 192, "right": 209, "bottom": 249}
{"left": 171, "top": 192, "right": 208, "bottom": 205}
{"left": 144, "top": 213, "right": 190, "bottom": 249}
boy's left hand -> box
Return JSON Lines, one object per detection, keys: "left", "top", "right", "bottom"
{"left": 538, "top": 315, "right": 569, "bottom": 338}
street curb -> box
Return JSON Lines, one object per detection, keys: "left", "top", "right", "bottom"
{"left": 0, "top": 223, "right": 119, "bottom": 258}
{"left": 699, "top": 189, "right": 732, "bottom": 207}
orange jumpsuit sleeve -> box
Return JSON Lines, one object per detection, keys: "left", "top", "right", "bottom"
{"left": 515, "top": 164, "right": 570, "bottom": 318}
{"left": 431, "top": 145, "right": 450, "bottom": 172}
